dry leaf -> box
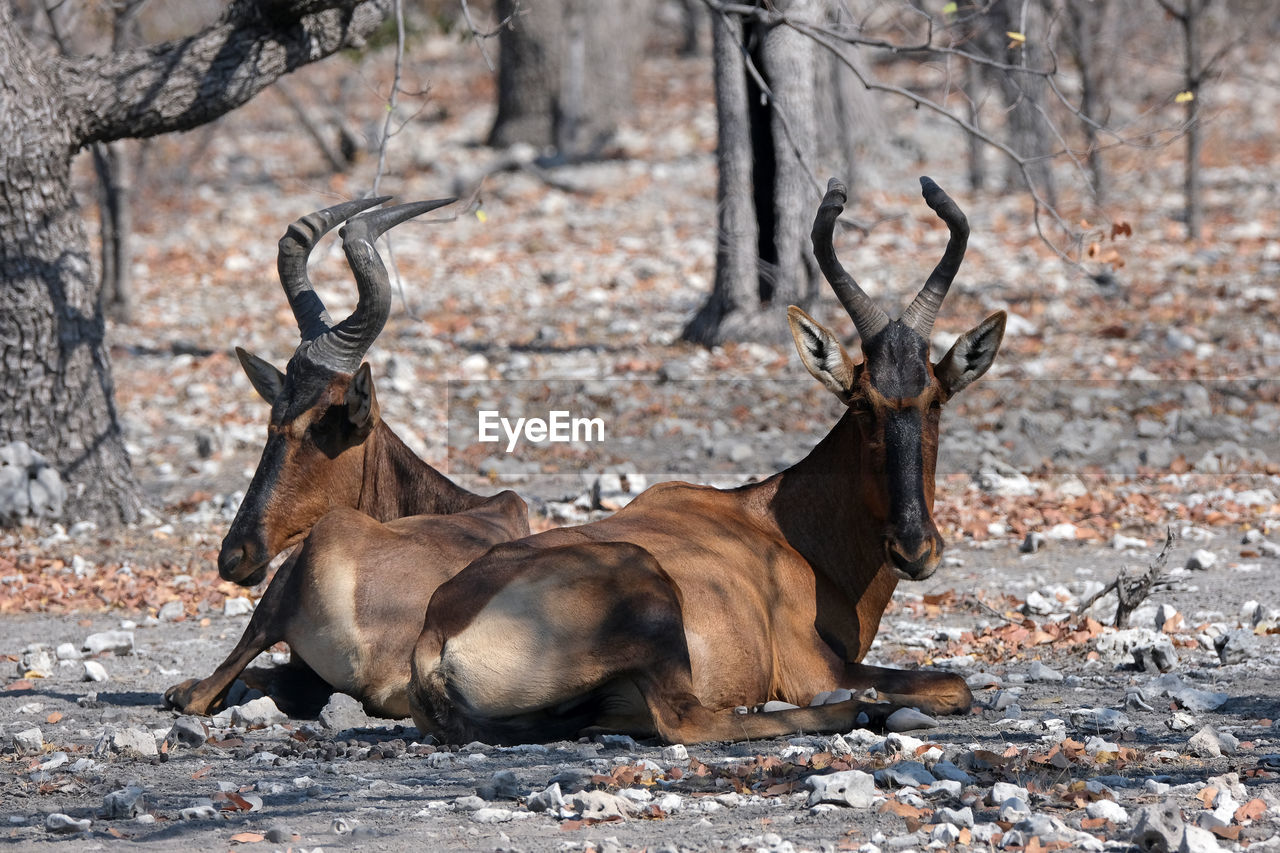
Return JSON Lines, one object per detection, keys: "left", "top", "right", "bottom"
{"left": 230, "top": 832, "right": 265, "bottom": 844}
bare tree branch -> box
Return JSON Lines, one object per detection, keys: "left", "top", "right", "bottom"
{"left": 63, "top": 0, "right": 392, "bottom": 147}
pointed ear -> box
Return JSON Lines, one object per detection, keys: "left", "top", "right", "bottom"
{"left": 935, "top": 311, "right": 1006, "bottom": 398}
{"left": 787, "top": 306, "right": 856, "bottom": 400}
{"left": 345, "top": 362, "right": 380, "bottom": 436}
{"left": 236, "top": 346, "right": 285, "bottom": 404}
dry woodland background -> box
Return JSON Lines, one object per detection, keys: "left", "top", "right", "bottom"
{"left": 1, "top": 3, "right": 1280, "bottom": 852}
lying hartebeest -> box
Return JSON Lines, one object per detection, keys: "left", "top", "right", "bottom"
{"left": 408, "top": 178, "right": 1006, "bottom": 744}
{"left": 165, "top": 198, "right": 529, "bottom": 718}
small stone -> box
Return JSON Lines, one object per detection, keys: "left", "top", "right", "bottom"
{"left": 472, "top": 807, "right": 517, "bottom": 823}
{"left": 661, "top": 744, "right": 688, "bottom": 762}
{"left": 1020, "top": 532, "right": 1046, "bottom": 553}
{"left": 20, "top": 644, "right": 56, "bottom": 677}
{"left": 102, "top": 786, "right": 147, "bottom": 819}
{"left": 930, "top": 823, "right": 961, "bottom": 844}
{"left": 179, "top": 803, "right": 218, "bottom": 820}
{"left": 572, "top": 790, "right": 636, "bottom": 821}
{"left": 1069, "top": 707, "right": 1131, "bottom": 733}
{"left": 595, "top": 733, "right": 639, "bottom": 750}
{"left": 1188, "top": 726, "right": 1229, "bottom": 758}
{"left": 1171, "top": 687, "right": 1229, "bottom": 713}
{"left": 1155, "top": 603, "right": 1180, "bottom": 630}
{"left": 932, "top": 806, "right": 974, "bottom": 827}
{"left": 1027, "top": 661, "right": 1064, "bottom": 682}
{"left": 157, "top": 600, "right": 184, "bottom": 622}
{"left": 83, "top": 630, "right": 134, "bottom": 656}
{"left": 929, "top": 761, "right": 973, "bottom": 784}
{"left": 82, "top": 660, "right": 109, "bottom": 682}
{"left": 988, "top": 782, "right": 1030, "bottom": 806}
{"left": 223, "top": 597, "right": 254, "bottom": 617}
{"left": 1167, "top": 711, "right": 1198, "bottom": 732}
{"left": 998, "top": 797, "right": 1031, "bottom": 821}
{"left": 806, "top": 769, "right": 877, "bottom": 808}
{"left": 1181, "top": 824, "right": 1226, "bottom": 853}
{"left": 761, "top": 700, "right": 800, "bottom": 712}
{"left": 231, "top": 696, "right": 287, "bottom": 729}
{"left": 874, "top": 761, "right": 934, "bottom": 788}
{"left": 1213, "top": 629, "right": 1258, "bottom": 665}
{"left": 264, "top": 824, "right": 294, "bottom": 843}
{"left": 55, "top": 642, "right": 81, "bottom": 661}
{"left": 526, "top": 783, "right": 564, "bottom": 813}
{"left": 45, "top": 813, "right": 91, "bottom": 834}
{"left": 13, "top": 727, "right": 43, "bottom": 754}
{"left": 165, "top": 716, "right": 208, "bottom": 749}
{"left": 477, "top": 769, "right": 525, "bottom": 800}
{"left": 884, "top": 708, "right": 938, "bottom": 732}
{"left": 1086, "top": 799, "right": 1129, "bottom": 824}
{"left": 95, "top": 727, "right": 158, "bottom": 758}
{"left": 1186, "top": 549, "right": 1217, "bottom": 571}
{"left": 319, "top": 693, "right": 374, "bottom": 731}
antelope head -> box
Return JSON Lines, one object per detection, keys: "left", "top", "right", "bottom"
{"left": 788, "top": 178, "right": 1005, "bottom": 581}
{"left": 219, "top": 196, "right": 454, "bottom": 585}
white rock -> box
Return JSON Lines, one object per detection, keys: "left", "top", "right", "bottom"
{"left": 95, "top": 727, "right": 158, "bottom": 758}
{"left": 82, "top": 660, "right": 109, "bottom": 682}
{"left": 806, "top": 770, "right": 876, "bottom": 808}
{"left": 231, "top": 696, "right": 287, "bottom": 729}
{"left": 885, "top": 708, "right": 938, "bottom": 732}
{"left": 55, "top": 642, "right": 81, "bottom": 661}
{"left": 988, "top": 782, "right": 1030, "bottom": 806}
{"left": 661, "top": 743, "right": 688, "bottom": 762}
{"left": 1086, "top": 799, "right": 1129, "bottom": 824}
{"left": 13, "top": 728, "right": 43, "bottom": 753}
{"left": 83, "top": 630, "right": 133, "bottom": 656}
{"left": 223, "top": 597, "right": 254, "bottom": 616}
{"left": 157, "top": 600, "right": 184, "bottom": 622}
{"left": 1046, "top": 523, "right": 1078, "bottom": 541}
{"left": 45, "top": 813, "right": 91, "bottom": 834}
{"left": 1186, "top": 549, "right": 1217, "bottom": 571}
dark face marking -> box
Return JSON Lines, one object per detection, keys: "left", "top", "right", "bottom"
{"left": 852, "top": 322, "right": 944, "bottom": 580}
{"left": 218, "top": 355, "right": 353, "bottom": 584}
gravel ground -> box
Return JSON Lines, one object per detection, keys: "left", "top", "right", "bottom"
{"left": 2, "top": 533, "right": 1279, "bottom": 852}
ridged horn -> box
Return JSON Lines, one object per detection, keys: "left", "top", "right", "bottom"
{"left": 810, "top": 178, "right": 889, "bottom": 342}
{"left": 900, "top": 177, "right": 969, "bottom": 338}
{"left": 278, "top": 196, "right": 391, "bottom": 342}
{"left": 303, "top": 198, "right": 457, "bottom": 373}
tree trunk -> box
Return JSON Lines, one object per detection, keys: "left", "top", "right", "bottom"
{"left": 973, "top": 0, "right": 1056, "bottom": 203}
{"left": 1062, "top": 0, "right": 1113, "bottom": 208}
{"left": 0, "top": 21, "right": 141, "bottom": 525}
{"left": 488, "top": 0, "right": 654, "bottom": 156}
{"left": 682, "top": 0, "right": 822, "bottom": 346}
{"left": 0, "top": 0, "right": 390, "bottom": 527}
{"left": 1180, "top": 0, "right": 1206, "bottom": 242}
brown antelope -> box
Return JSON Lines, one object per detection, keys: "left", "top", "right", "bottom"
{"left": 407, "top": 178, "right": 1006, "bottom": 744}
{"left": 165, "top": 198, "right": 529, "bottom": 718}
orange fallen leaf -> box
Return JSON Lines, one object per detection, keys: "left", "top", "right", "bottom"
{"left": 230, "top": 832, "right": 264, "bottom": 843}
{"left": 1235, "top": 798, "right": 1266, "bottom": 822}
{"left": 46, "top": 711, "right": 63, "bottom": 724}
{"left": 191, "top": 764, "right": 212, "bottom": 780}
{"left": 1197, "top": 786, "right": 1219, "bottom": 808}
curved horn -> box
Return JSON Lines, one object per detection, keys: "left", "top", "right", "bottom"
{"left": 811, "top": 178, "right": 889, "bottom": 341}
{"left": 304, "top": 197, "right": 457, "bottom": 372}
{"left": 900, "top": 177, "right": 969, "bottom": 338}
{"left": 278, "top": 196, "right": 391, "bottom": 341}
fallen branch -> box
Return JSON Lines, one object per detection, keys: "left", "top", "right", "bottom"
{"left": 1075, "top": 528, "right": 1175, "bottom": 627}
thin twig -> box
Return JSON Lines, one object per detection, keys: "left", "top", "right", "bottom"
{"left": 371, "top": 0, "right": 405, "bottom": 197}
{"left": 460, "top": 0, "right": 522, "bottom": 72}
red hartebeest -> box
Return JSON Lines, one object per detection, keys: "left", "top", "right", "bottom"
{"left": 407, "top": 178, "right": 1006, "bottom": 744}
{"left": 165, "top": 198, "right": 529, "bottom": 718}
